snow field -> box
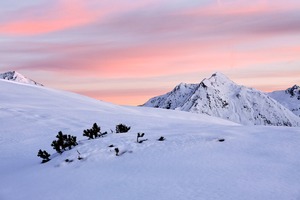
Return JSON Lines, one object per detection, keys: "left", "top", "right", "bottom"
{"left": 0, "top": 79, "right": 300, "bottom": 200}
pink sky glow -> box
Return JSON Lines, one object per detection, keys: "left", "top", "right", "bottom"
{"left": 0, "top": 0, "right": 300, "bottom": 105}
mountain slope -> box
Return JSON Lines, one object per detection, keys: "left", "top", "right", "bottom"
{"left": 143, "top": 72, "right": 300, "bottom": 126}
{"left": 1, "top": 79, "right": 300, "bottom": 200}
{"left": 148, "top": 82, "right": 199, "bottom": 109}
{"left": 269, "top": 85, "right": 300, "bottom": 117}
{"left": 0, "top": 71, "right": 43, "bottom": 86}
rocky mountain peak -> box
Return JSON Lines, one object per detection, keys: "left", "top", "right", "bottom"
{"left": 0, "top": 71, "right": 43, "bottom": 86}
{"left": 285, "top": 85, "right": 300, "bottom": 97}
{"left": 143, "top": 72, "right": 300, "bottom": 126}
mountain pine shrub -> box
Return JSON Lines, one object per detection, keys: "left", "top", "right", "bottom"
{"left": 116, "top": 124, "right": 131, "bottom": 133}
{"left": 83, "top": 123, "right": 107, "bottom": 139}
{"left": 51, "top": 131, "right": 78, "bottom": 154}
{"left": 83, "top": 123, "right": 101, "bottom": 139}
{"left": 37, "top": 149, "right": 51, "bottom": 163}
{"left": 158, "top": 136, "right": 165, "bottom": 141}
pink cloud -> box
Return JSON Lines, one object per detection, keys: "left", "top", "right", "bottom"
{"left": 72, "top": 88, "right": 168, "bottom": 106}
{"left": 1, "top": 0, "right": 300, "bottom": 105}
{"left": 234, "top": 70, "right": 300, "bottom": 92}
{"left": 0, "top": 0, "right": 102, "bottom": 35}
{"left": 7, "top": 33, "right": 299, "bottom": 84}
{"left": 7, "top": 38, "right": 231, "bottom": 75}
{"left": 183, "top": 0, "right": 300, "bottom": 16}
{"left": 0, "top": 0, "right": 166, "bottom": 36}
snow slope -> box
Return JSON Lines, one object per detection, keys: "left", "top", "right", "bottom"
{"left": 143, "top": 72, "right": 300, "bottom": 126}
{"left": 0, "top": 71, "right": 43, "bottom": 86}
{"left": 1, "top": 79, "right": 300, "bottom": 200}
{"left": 269, "top": 85, "right": 300, "bottom": 117}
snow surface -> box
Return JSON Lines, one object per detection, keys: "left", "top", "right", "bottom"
{"left": 269, "top": 85, "right": 300, "bottom": 117}
{"left": 1, "top": 79, "right": 300, "bottom": 200}
{"left": 143, "top": 72, "right": 300, "bottom": 126}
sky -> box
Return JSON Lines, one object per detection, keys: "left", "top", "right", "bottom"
{"left": 0, "top": 0, "right": 300, "bottom": 105}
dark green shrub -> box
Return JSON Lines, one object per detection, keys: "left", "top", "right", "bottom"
{"left": 83, "top": 123, "right": 100, "bottom": 139}
{"left": 116, "top": 124, "right": 131, "bottom": 133}
{"left": 158, "top": 136, "right": 165, "bottom": 141}
{"left": 83, "top": 123, "right": 107, "bottom": 139}
{"left": 64, "top": 134, "right": 78, "bottom": 149}
{"left": 37, "top": 149, "right": 51, "bottom": 163}
{"left": 51, "top": 131, "right": 78, "bottom": 154}
{"left": 51, "top": 140, "right": 62, "bottom": 154}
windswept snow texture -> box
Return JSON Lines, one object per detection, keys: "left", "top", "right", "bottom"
{"left": 0, "top": 71, "right": 43, "bottom": 86}
{"left": 269, "top": 85, "right": 300, "bottom": 117}
{"left": 1, "top": 80, "right": 300, "bottom": 200}
{"left": 143, "top": 72, "right": 300, "bottom": 126}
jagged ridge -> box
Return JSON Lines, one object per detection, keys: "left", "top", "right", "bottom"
{"left": 143, "top": 72, "right": 300, "bottom": 126}
{"left": 269, "top": 85, "right": 300, "bottom": 117}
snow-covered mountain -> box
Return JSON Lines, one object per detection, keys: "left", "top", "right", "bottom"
{"left": 0, "top": 71, "right": 43, "bottom": 86}
{"left": 143, "top": 72, "right": 300, "bottom": 126}
{"left": 269, "top": 85, "right": 300, "bottom": 117}
{"left": 1, "top": 79, "right": 300, "bottom": 200}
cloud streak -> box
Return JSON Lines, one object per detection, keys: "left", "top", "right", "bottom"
{"left": 0, "top": 0, "right": 299, "bottom": 105}
{"left": 0, "top": 0, "right": 101, "bottom": 35}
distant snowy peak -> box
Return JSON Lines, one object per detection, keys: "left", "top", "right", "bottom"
{"left": 285, "top": 85, "right": 300, "bottom": 98}
{"left": 0, "top": 71, "right": 43, "bottom": 86}
{"left": 143, "top": 72, "right": 239, "bottom": 110}
{"left": 143, "top": 72, "right": 300, "bottom": 127}
{"left": 201, "top": 72, "right": 236, "bottom": 88}
{"left": 269, "top": 85, "right": 300, "bottom": 117}
{"left": 145, "top": 82, "right": 198, "bottom": 109}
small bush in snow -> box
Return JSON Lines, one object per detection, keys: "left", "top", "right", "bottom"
{"left": 51, "top": 131, "right": 78, "bottom": 154}
{"left": 37, "top": 149, "right": 51, "bottom": 163}
{"left": 116, "top": 124, "right": 131, "bottom": 133}
{"left": 158, "top": 136, "right": 165, "bottom": 141}
{"left": 83, "top": 123, "right": 100, "bottom": 139}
